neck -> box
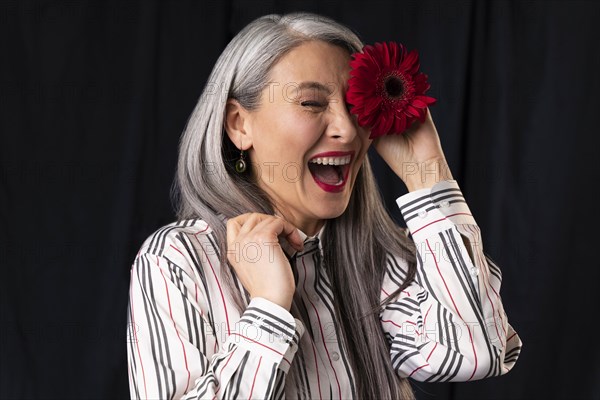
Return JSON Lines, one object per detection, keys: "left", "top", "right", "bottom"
{"left": 273, "top": 206, "right": 324, "bottom": 237}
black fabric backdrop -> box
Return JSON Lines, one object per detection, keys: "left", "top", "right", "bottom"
{"left": 1, "top": 0, "right": 599, "bottom": 399}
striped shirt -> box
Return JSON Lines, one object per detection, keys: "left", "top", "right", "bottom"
{"left": 126, "top": 179, "right": 522, "bottom": 399}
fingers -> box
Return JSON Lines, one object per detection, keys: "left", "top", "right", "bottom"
{"left": 227, "top": 213, "right": 304, "bottom": 251}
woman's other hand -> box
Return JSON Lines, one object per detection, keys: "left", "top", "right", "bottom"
{"left": 226, "top": 213, "right": 304, "bottom": 311}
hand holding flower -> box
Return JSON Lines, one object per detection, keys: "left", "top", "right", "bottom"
{"left": 346, "top": 41, "right": 452, "bottom": 191}
{"left": 372, "top": 108, "right": 453, "bottom": 191}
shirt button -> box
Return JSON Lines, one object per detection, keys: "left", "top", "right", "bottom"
{"left": 441, "top": 200, "right": 450, "bottom": 208}
{"left": 418, "top": 210, "right": 428, "bottom": 218}
{"left": 470, "top": 267, "right": 479, "bottom": 277}
{"left": 278, "top": 335, "right": 288, "bottom": 344}
{"left": 331, "top": 352, "right": 340, "bottom": 361}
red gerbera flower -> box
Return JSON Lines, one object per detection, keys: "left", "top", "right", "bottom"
{"left": 346, "top": 42, "right": 437, "bottom": 139}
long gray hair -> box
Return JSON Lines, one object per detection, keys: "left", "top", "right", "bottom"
{"left": 174, "top": 12, "right": 417, "bottom": 399}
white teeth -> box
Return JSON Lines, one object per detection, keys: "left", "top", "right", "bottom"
{"left": 309, "top": 155, "right": 351, "bottom": 165}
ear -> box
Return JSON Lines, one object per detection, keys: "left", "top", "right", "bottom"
{"left": 224, "top": 98, "right": 253, "bottom": 151}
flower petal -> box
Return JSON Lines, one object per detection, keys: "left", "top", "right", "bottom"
{"left": 415, "top": 95, "right": 437, "bottom": 105}
{"left": 380, "top": 114, "right": 395, "bottom": 135}
{"left": 405, "top": 104, "right": 421, "bottom": 118}
{"left": 347, "top": 41, "right": 436, "bottom": 138}
{"left": 393, "top": 115, "right": 408, "bottom": 134}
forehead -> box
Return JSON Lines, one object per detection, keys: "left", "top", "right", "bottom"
{"left": 268, "top": 41, "right": 352, "bottom": 92}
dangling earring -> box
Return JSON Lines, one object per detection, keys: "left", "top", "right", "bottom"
{"left": 235, "top": 139, "right": 247, "bottom": 173}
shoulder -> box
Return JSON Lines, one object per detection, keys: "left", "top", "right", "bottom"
{"left": 135, "top": 218, "right": 216, "bottom": 260}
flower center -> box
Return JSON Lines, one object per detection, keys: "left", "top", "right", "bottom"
{"left": 383, "top": 74, "right": 405, "bottom": 99}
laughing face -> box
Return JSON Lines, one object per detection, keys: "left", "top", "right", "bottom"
{"left": 225, "top": 40, "right": 372, "bottom": 236}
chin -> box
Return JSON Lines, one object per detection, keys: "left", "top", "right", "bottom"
{"left": 313, "top": 200, "right": 350, "bottom": 220}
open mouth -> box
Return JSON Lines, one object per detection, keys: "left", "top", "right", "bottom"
{"left": 307, "top": 151, "right": 354, "bottom": 193}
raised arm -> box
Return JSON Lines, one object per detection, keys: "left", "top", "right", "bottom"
{"left": 126, "top": 225, "right": 305, "bottom": 399}
{"left": 379, "top": 180, "right": 522, "bottom": 381}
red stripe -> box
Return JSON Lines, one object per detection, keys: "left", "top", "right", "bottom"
{"left": 213, "top": 348, "right": 236, "bottom": 398}
{"left": 195, "top": 224, "right": 210, "bottom": 235}
{"left": 381, "top": 319, "right": 403, "bottom": 329}
{"left": 169, "top": 244, "right": 185, "bottom": 256}
{"left": 464, "top": 325, "right": 478, "bottom": 381}
{"left": 196, "top": 236, "right": 231, "bottom": 335}
{"left": 412, "top": 212, "right": 472, "bottom": 235}
{"left": 168, "top": 244, "right": 204, "bottom": 312}
{"left": 248, "top": 356, "right": 262, "bottom": 399}
{"left": 473, "top": 231, "right": 507, "bottom": 338}
{"left": 426, "top": 342, "right": 438, "bottom": 362}
{"left": 464, "top": 225, "right": 506, "bottom": 341}
{"left": 425, "top": 238, "right": 479, "bottom": 380}
{"left": 301, "top": 261, "right": 322, "bottom": 399}
{"left": 409, "top": 363, "right": 430, "bottom": 378}
{"left": 130, "top": 269, "right": 148, "bottom": 399}
{"left": 230, "top": 333, "right": 284, "bottom": 356}
{"left": 423, "top": 304, "right": 433, "bottom": 340}
{"left": 302, "top": 258, "right": 342, "bottom": 400}
{"left": 423, "top": 304, "right": 433, "bottom": 326}
{"left": 157, "top": 256, "right": 191, "bottom": 393}
{"left": 507, "top": 332, "right": 517, "bottom": 342}
{"left": 219, "top": 348, "right": 236, "bottom": 378}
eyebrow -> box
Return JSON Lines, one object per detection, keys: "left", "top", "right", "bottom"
{"left": 297, "top": 81, "right": 334, "bottom": 95}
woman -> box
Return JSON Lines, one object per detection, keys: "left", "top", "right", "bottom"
{"left": 126, "top": 12, "right": 522, "bottom": 399}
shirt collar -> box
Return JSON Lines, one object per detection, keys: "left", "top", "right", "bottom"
{"left": 280, "top": 221, "right": 326, "bottom": 258}
{"left": 216, "top": 212, "right": 326, "bottom": 259}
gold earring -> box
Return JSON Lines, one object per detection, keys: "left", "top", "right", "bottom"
{"left": 235, "top": 140, "right": 247, "bottom": 173}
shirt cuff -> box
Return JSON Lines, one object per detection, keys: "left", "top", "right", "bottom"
{"left": 396, "top": 179, "right": 476, "bottom": 242}
{"left": 226, "top": 297, "right": 305, "bottom": 365}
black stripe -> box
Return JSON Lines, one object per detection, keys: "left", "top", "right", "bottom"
{"left": 312, "top": 251, "right": 357, "bottom": 398}
{"left": 385, "top": 302, "right": 420, "bottom": 315}
{"left": 504, "top": 346, "right": 521, "bottom": 359}
{"left": 424, "top": 333, "right": 451, "bottom": 383}
{"left": 126, "top": 303, "right": 142, "bottom": 399}
{"left": 195, "top": 374, "right": 218, "bottom": 399}
{"left": 207, "top": 232, "right": 222, "bottom": 261}
{"left": 177, "top": 232, "right": 218, "bottom": 341}
{"left": 272, "top": 369, "right": 286, "bottom": 399}
{"left": 404, "top": 199, "right": 468, "bottom": 223}
{"left": 230, "top": 352, "right": 249, "bottom": 399}
{"left": 443, "top": 316, "right": 463, "bottom": 382}
{"left": 399, "top": 192, "right": 434, "bottom": 213}
{"left": 415, "top": 251, "right": 441, "bottom": 303}
{"left": 138, "top": 256, "right": 167, "bottom": 398}
{"left": 396, "top": 349, "right": 421, "bottom": 366}
{"left": 444, "top": 229, "right": 481, "bottom": 308}
{"left": 441, "top": 229, "right": 497, "bottom": 378}
{"left": 240, "top": 311, "right": 295, "bottom": 337}
{"left": 264, "top": 362, "right": 278, "bottom": 397}
{"left": 297, "top": 346, "right": 312, "bottom": 398}
{"left": 245, "top": 307, "right": 296, "bottom": 332}
{"left": 388, "top": 255, "right": 409, "bottom": 281}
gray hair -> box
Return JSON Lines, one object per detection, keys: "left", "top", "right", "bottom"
{"left": 173, "top": 12, "right": 417, "bottom": 399}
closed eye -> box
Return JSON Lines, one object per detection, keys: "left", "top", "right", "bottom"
{"left": 301, "top": 101, "right": 325, "bottom": 107}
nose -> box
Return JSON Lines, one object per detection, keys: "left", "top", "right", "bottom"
{"left": 325, "top": 101, "right": 359, "bottom": 142}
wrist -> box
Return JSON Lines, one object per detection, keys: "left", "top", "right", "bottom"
{"left": 402, "top": 158, "right": 453, "bottom": 192}
{"left": 253, "top": 292, "right": 293, "bottom": 311}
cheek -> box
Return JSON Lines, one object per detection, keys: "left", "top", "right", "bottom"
{"left": 276, "top": 117, "right": 323, "bottom": 155}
